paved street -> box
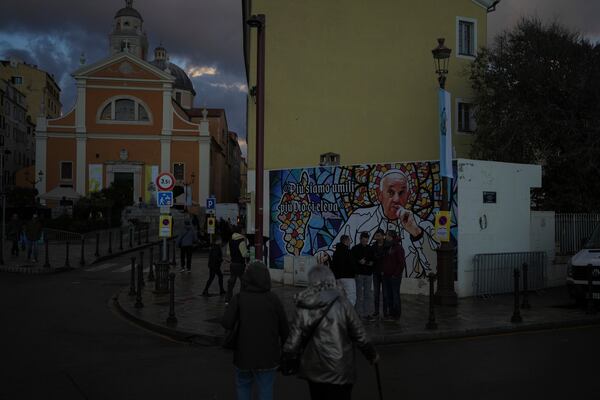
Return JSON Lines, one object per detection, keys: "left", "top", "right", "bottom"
{"left": 0, "top": 251, "right": 598, "bottom": 399}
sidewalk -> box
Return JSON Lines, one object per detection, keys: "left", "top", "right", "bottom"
{"left": 115, "top": 255, "right": 600, "bottom": 345}
{"left": 0, "top": 229, "right": 162, "bottom": 275}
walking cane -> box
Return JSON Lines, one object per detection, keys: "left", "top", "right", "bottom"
{"left": 375, "top": 363, "right": 383, "bottom": 400}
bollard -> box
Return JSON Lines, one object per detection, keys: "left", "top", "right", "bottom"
{"left": 426, "top": 273, "right": 438, "bottom": 330}
{"left": 135, "top": 262, "right": 144, "bottom": 309}
{"left": 166, "top": 272, "right": 177, "bottom": 325}
{"left": 148, "top": 246, "right": 155, "bottom": 282}
{"left": 137, "top": 227, "right": 141, "bottom": 246}
{"left": 587, "top": 264, "right": 595, "bottom": 315}
{"left": 108, "top": 231, "right": 113, "bottom": 254}
{"left": 139, "top": 250, "right": 145, "bottom": 287}
{"left": 94, "top": 232, "right": 100, "bottom": 257}
{"left": 521, "top": 263, "right": 531, "bottom": 309}
{"left": 154, "top": 261, "right": 170, "bottom": 294}
{"left": 128, "top": 257, "right": 136, "bottom": 296}
{"left": 171, "top": 238, "right": 177, "bottom": 267}
{"left": 145, "top": 228, "right": 149, "bottom": 244}
{"left": 43, "top": 238, "right": 51, "bottom": 268}
{"left": 129, "top": 227, "right": 133, "bottom": 248}
{"left": 511, "top": 268, "right": 522, "bottom": 323}
{"left": 79, "top": 237, "right": 86, "bottom": 266}
{"left": 64, "top": 241, "right": 71, "bottom": 269}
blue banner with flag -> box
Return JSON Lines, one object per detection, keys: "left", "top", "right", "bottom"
{"left": 438, "top": 89, "right": 453, "bottom": 178}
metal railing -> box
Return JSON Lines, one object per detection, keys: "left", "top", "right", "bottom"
{"left": 43, "top": 228, "right": 84, "bottom": 242}
{"left": 555, "top": 213, "right": 600, "bottom": 255}
{"left": 473, "top": 252, "right": 546, "bottom": 297}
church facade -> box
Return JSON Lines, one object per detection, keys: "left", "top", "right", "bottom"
{"left": 35, "top": 0, "right": 241, "bottom": 207}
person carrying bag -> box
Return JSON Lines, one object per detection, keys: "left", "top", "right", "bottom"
{"left": 282, "top": 264, "right": 379, "bottom": 400}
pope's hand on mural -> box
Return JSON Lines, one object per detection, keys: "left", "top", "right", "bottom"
{"left": 398, "top": 208, "right": 422, "bottom": 237}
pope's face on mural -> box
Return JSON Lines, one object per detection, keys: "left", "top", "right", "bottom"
{"left": 377, "top": 173, "right": 409, "bottom": 220}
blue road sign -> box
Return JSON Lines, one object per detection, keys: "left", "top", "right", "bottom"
{"left": 206, "top": 197, "right": 216, "bottom": 210}
{"left": 157, "top": 191, "right": 174, "bottom": 207}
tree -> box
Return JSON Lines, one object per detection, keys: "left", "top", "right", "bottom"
{"left": 469, "top": 18, "right": 600, "bottom": 212}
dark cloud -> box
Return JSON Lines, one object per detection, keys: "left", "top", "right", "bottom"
{"left": 0, "top": 0, "right": 247, "bottom": 150}
{"left": 489, "top": 0, "right": 600, "bottom": 40}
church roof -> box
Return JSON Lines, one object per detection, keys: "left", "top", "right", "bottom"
{"left": 149, "top": 59, "right": 196, "bottom": 96}
{"left": 115, "top": 6, "right": 143, "bottom": 21}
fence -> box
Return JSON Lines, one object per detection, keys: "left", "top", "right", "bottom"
{"left": 555, "top": 213, "right": 600, "bottom": 255}
{"left": 473, "top": 252, "right": 546, "bottom": 297}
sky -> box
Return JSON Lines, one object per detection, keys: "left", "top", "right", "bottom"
{"left": 0, "top": 0, "right": 598, "bottom": 159}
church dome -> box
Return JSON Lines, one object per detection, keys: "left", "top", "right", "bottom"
{"left": 115, "top": 7, "right": 143, "bottom": 21}
{"left": 150, "top": 59, "right": 196, "bottom": 96}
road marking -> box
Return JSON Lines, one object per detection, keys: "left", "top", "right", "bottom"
{"left": 84, "top": 263, "right": 117, "bottom": 272}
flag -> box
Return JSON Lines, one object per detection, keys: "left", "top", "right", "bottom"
{"left": 438, "top": 88, "right": 453, "bottom": 178}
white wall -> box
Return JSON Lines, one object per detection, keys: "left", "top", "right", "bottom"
{"left": 456, "top": 159, "right": 542, "bottom": 297}
{"left": 246, "top": 169, "right": 271, "bottom": 237}
{"left": 531, "top": 211, "right": 565, "bottom": 287}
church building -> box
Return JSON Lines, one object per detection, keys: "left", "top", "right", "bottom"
{"left": 35, "top": 0, "right": 241, "bottom": 207}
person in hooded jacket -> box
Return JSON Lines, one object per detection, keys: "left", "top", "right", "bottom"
{"left": 283, "top": 264, "right": 379, "bottom": 400}
{"left": 177, "top": 219, "right": 198, "bottom": 273}
{"left": 222, "top": 261, "right": 289, "bottom": 400}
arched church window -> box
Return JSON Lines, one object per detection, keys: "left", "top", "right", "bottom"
{"left": 97, "top": 97, "right": 152, "bottom": 123}
{"left": 100, "top": 104, "right": 112, "bottom": 120}
{"left": 115, "top": 99, "right": 135, "bottom": 120}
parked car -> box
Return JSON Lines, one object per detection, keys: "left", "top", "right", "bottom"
{"left": 567, "top": 223, "right": 600, "bottom": 303}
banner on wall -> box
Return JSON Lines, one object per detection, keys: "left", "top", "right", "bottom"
{"left": 269, "top": 161, "right": 458, "bottom": 280}
{"left": 145, "top": 165, "right": 159, "bottom": 203}
{"left": 89, "top": 164, "right": 103, "bottom": 192}
{"left": 439, "top": 89, "right": 453, "bottom": 178}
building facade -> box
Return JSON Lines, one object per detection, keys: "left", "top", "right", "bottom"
{"left": 35, "top": 0, "right": 241, "bottom": 208}
{"left": 0, "top": 80, "right": 36, "bottom": 188}
{"left": 0, "top": 58, "right": 62, "bottom": 120}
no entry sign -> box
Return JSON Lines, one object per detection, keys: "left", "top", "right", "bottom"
{"left": 156, "top": 172, "right": 176, "bottom": 191}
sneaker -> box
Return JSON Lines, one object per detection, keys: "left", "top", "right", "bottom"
{"left": 366, "top": 315, "right": 377, "bottom": 322}
{"left": 384, "top": 315, "right": 395, "bottom": 322}
{"left": 186, "top": 269, "right": 191, "bottom": 273}
{"left": 219, "top": 290, "right": 226, "bottom": 296}
{"left": 201, "top": 291, "right": 209, "bottom": 297}
{"left": 179, "top": 268, "right": 186, "bottom": 273}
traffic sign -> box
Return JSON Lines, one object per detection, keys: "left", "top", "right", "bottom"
{"left": 157, "top": 191, "right": 174, "bottom": 207}
{"left": 156, "top": 172, "right": 176, "bottom": 191}
{"left": 434, "top": 211, "right": 451, "bottom": 242}
{"left": 159, "top": 215, "right": 173, "bottom": 238}
{"left": 206, "top": 197, "right": 216, "bottom": 210}
{"left": 207, "top": 216, "right": 216, "bottom": 234}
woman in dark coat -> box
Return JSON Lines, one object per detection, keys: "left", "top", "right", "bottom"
{"left": 222, "top": 261, "right": 289, "bottom": 400}
{"left": 202, "top": 235, "right": 226, "bottom": 296}
{"left": 283, "top": 265, "right": 379, "bottom": 400}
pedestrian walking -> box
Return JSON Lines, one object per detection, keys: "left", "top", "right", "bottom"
{"left": 382, "top": 230, "right": 406, "bottom": 321}
{"left": 202, "top": 235, "right": 226, "bottom": 296}
{"left": 221, "top": 261, "right": 289, "bottom": 400}
{"left": 371, "top": 229, "right": 388, "bottom": 319}
{"left": 25, "top": 214, "right": 43, "bottom": 263}
{"left": 177, "top": 219, "right": 197, "bottom": 273}
{"left": 331, "top": 235, "right": 356, "bottom": 305}
{"left": 282, "top": 265, "right": 379, "bottom": 400}
{"left": 225, "top": 225, "right": 249, "bottom": 303}
{"left": 352, "top": 232, "right": 375, "bottom": 320}
{"left": 7, "top": 214, "right": 22, "bottom": 257}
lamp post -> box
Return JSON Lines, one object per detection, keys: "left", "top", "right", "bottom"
{"left": 0, "top": 149, "right": 11, "bottom": 265}
{"left": 432, "top": 38, "right": 457, "bottom": 306}
{"left": 247, "top": 14, "right": 266, "bottom": 261}
{"left": 25, "top": 169, "right": 44, "bottom": 190}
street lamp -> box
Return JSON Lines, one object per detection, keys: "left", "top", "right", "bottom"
{"left": 247, "top": 14, "right": 266, "bottom": 261}
{"left": 25, "top": 169, "right": 44, "bottom": 190}
{"left": 432, "top": 38, "right": 457, "bottom": 305}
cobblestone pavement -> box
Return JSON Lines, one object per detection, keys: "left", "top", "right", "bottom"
{"left": 116, "top": 254, "right": 600, "bottom": 345}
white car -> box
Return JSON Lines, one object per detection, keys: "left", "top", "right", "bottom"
{"left": 567, "top": 224, "right": 600, "bottom": 303}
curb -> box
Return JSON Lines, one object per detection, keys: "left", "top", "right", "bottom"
{"left": 112, "top": 287, "right": 600, "bottom": 346}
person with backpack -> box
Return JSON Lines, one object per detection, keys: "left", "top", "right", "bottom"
{"left": 222, "top": 261, "right": 289, "bottom": 400}
{"left": 177, "top": 219, "right": 198, "bottom": 273}
{"left": 202, "top": 235, "right": 226, "bottom": 296}
{"left": 330, "top": 235, "right": 356, "bottom": 305}
{"left": 282, "top": 264, "right": 379, "bottom": 400}
{"left": 225, "top": 225, "right": 249, "bottom": 303}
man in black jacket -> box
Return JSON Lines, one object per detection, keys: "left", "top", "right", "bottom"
{"left": 352, "top": 232, "right": 375, "bottom": 320}
{"left": 331, "top": 235, "right": 356, "bottom": 305}
{"left": 371, "top": 229, "right": 388, "bottom": 319}
{"left": 202, "top": 235, "right": 226, "bottom": 296}
{"left": 222, "top": 261, "right": 289, "bottom": 400}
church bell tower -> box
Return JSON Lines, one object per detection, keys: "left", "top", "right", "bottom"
{"left": 109, "top": 0, "right": 149, "bottom": 60}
